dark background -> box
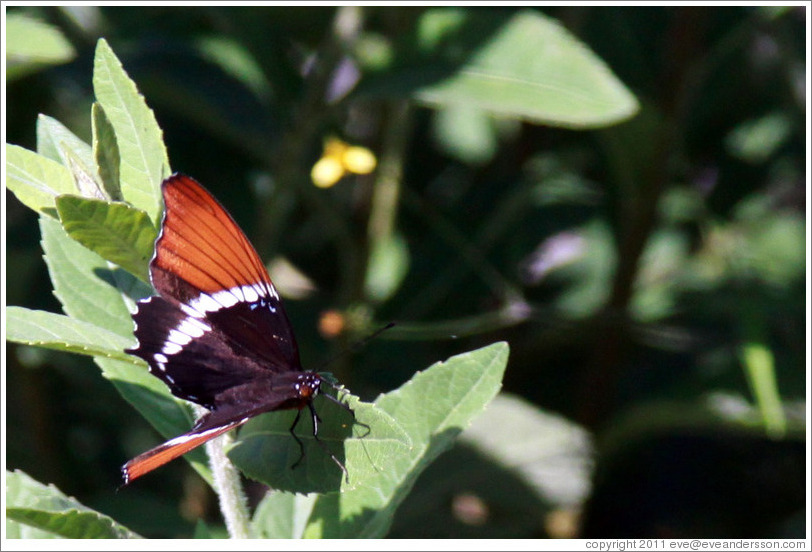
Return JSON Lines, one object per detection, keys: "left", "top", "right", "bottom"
{"left": 5, "top": 6, "right": 807, "bottom": 539}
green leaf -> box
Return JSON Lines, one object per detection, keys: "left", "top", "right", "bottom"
{"left": 93, "top": 39, "right": 170, "bottom": 222}
{"left": 193, "top": 519, "right": 214, "bottom": 539}
{"left": 297, "top": 342, "right": 508, "bottom": 538}
{"left": 432, "top": 104, "right": 499, "bottom": 165}
{"left": 228, "top": 393, "right": 412, "bottom": 495}
{"left": 93, "top": 102, "right": 123, "bottom": 200}
{"left": 5, "top": 470, "right": 141, "bottom": 538}
{"left": 40, "top": 215, "right": 148, "bottom": 337}
{"left": 725, "top": 111, "right": 793, "bottom": 164}
{"left": 375, "top": 341, "right": 508, "bottom": 441}
{"left": 360, "top": 10, "right": 638, "bottom": 128}
{"left": 35, "top": 114, "right": 95, "bottom": 168}
{"left": 364, "top": 231, "right": 410, "bottom": 303}
{"left": 252, "top": 492, "right": 318, "bottom": 539}
{"left": 5, "top": 14, "right": 76, "bottom": 81}
{"left": 5, "top": 517, "right": 59, "bottom": 539}
{"left": 5, "top": 144, "right": 75, "bottom": 216}
{"left": 63, "top": 147, "right": 107, "bottom": 200}
{"left": 55, "top": 195, "right": 157, "bottom": 282}
{"left": 5, "top": 306, "right": 135, "bottom": 362}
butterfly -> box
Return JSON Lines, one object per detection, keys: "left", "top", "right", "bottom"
{"left": 122, "top": 174, "right": 354, "bottom": 484}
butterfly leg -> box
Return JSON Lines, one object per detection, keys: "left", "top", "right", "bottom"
{"left": 307, "top": 402, "right": 349, "bottom": 481}
{"left": 289, "top": 409, "right": 306, "bottom": 469}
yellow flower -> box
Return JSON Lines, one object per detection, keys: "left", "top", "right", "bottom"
{"left": 311, "top": 137, "right": 377, "bottom": 188}
{"left": 342, "top": 146, "right": 376, "bottom": 174}
{"left": 311, "top": 156, "right": 345, "bottom": 188}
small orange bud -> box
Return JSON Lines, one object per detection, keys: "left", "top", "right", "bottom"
{"left": 318, "top": 309, "right": 346, "bottom": 338}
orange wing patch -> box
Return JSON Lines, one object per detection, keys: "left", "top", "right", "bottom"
{"left": 122, "top": 419, "right": 247, "bottom": 484}
{"left": 154, "top": 175, "right": 272, "bottom": 295}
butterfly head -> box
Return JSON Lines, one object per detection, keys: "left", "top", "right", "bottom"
{"left": 295, "top": 372, "right": 322, "bottom": 401}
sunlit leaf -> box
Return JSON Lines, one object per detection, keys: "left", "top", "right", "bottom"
{"left": 5, "top": 306, "right": 135, "bottom": 362}
{"left": 5, "top": 144, "right": 75, "bottom": 216}
{"left": 93, "top": 39, "right": 169, "bottom": 222}
{"left": 5, "top": 470, "right": 141, "bottom": 538}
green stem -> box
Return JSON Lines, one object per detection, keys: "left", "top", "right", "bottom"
{"left": 367, "top": 101, "right": 411, "bottom": 242}
{"left": 362, "top": 100, "right": 412, "bottom": 306}
{"left": 382, "top": 302, "right": 533, "bottom": 341}
{"left": 738, "top": 309, "right": 786, "bottom": 439}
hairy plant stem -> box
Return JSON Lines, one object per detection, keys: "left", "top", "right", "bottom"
{"left": 195, "top": 405, "right": 253, "bottom": 539}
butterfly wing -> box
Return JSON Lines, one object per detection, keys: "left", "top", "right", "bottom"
{"left": 150, "top": 174, "right": 300, "bottom": 369}
{"left": 127, "top": 174, "right": 303, "bottom": 406}
{"left": 121, "top": 417, "right": 248, "bottom": 485}
{"left": 128, "top": 295, "right": 266, "bottom": 408}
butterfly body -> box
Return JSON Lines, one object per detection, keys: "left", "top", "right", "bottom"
{"left": 122, "top": 174, "right": 335, "bottom": 485}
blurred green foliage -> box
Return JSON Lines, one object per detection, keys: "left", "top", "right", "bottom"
{"left": 5, "top": 5, "right": 806, "bottom": 539}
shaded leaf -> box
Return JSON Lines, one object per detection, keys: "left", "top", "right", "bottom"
{"left": 725, "top": 111, "right": 793, "bottom": 164}
{"left": 194, "top": 35, "right": 272, "bottom": 101}
{"left": 359, "top": 10, "right": 639, "bottom": 128}
{"left": 458, "top": 392, "right": 594, "bottom": 507}
{"left": 432, "top": 104, "right": 499, "bottom": 165}
{"left": 364, "top": 231, "right": 410, "bottom": 303}
{"left": 193, "top": 520, "right": 213, "bottom": 539}
{"left": 93, "top": 102, "right": 123, "bottom": 200}
{"left": 229, "top": 393, "right": 412, "bottom": 495}
{"left": 300, "top": 342, "right": 509, "bottom": 538}
{"left": 252, "top": 492, "right": 318, "bottom": 539}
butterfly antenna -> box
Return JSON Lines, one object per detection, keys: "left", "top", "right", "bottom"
{"left": 317, "top": 321, "right": 396, "bottom": 373}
